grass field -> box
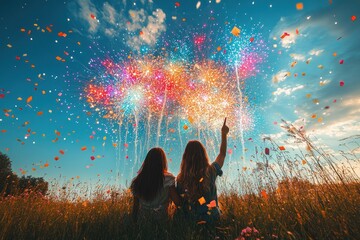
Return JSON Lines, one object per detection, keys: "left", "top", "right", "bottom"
{"left": 1, "top": 126, "right": 359, "bottom": 240}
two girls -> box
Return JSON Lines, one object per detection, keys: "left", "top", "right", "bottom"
{"left": 131, "top": 118, "right": 229, "bottom": 223}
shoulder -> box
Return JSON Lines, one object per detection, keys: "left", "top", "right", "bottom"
{"left": 164, "top": 172, "right": 175, "bottom": 187}
{"left": 210, "top": 162, "right": 223, "bottom": 177}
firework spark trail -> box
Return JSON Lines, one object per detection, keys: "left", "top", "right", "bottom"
{"left": 146, "top": 111, "right": 151, "bottom": 152}
{"left": 156, "top": 87, "right": 167, "bottom": 146}
{"left": 134, "top": 112, "right": 139, "bottom": 176}
{"left": 235, "top": 63, "right": 246, "bottom": 165}
{"left": 178, "top": 117, "right": 183, "bottom": 154}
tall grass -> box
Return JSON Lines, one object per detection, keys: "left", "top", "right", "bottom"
{"left": 1, "top": 123, "right": 359, "bottom": 239}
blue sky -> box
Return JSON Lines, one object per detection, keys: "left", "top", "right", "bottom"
{"left": 0, "top": 0, "right": 359, "bottom": 189}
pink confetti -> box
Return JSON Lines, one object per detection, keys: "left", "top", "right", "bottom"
{"left": 340, "top": 80, "right": 345, "bottom": 86}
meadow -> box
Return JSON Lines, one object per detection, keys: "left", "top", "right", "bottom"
{"left": 1, "top": 124, "right": 359, "bottom": 240}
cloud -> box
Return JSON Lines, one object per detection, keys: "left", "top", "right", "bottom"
{"left": 126, "top": 8, "right": 166, "bottom": 50}
{"left": 290, "top": 53, "right": 306, "bottom": 61}
{"left": 102, "top": 2, "right": 116, "bottom": 25}
{"left": 76, "top": 0, "right": 100, "bottom": 33}
{"left": 273, "top": 85, "right": 304, "bottom": 96}
{"left": 309, "top": 49, "right": 324, "bottom": 56}
{"left": 272, "top": 70, "right": 290, "bottom": 84}
{"left": 71, "top": 0, "right": 166, "bottom": 51}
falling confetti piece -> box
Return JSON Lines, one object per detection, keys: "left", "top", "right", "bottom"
{"left": 90, "top": 14, "right": 96, "bottom": 19}
{"left": 231, "top": 26, "right": 241, "bottom": 37}
{"left": 56, "top": 56, "right": 62, "bottom": 61}
{"left": 175, "top": 2, "right": 180, "bottom": 7}
{"left": 90, "top": 156, "right": 95, "bottom": 160}
{"left": 261, "top": 190, "right": 268, "bottom": 200}
{"left": 183, "top": 124, "right": 188, "bottom": 130}
{"left": 26, "top": 96, "right": 33, "bottom": 103}
{"left": 279, "top": 146, "right": 286, "bottom": 151}
{"left": 318, "top": 117, "right": 323, "bottom": 123}
{"left": 216, "top": 0, "right": 221, "bottom": 3}
{"left": 54, "top": 156, "right": 59, "bottom": 161}
{"left": 198, "top": 197, "right": 206, "bottom": 205}
{"left": 351, "top": 15, "right": 357, "bottom": 22}
{"left": 0, "top": 94, "right": 4, "bottom": 99}
{"left": 46, "top": 26, "right": 52, "bottom": 32}
{"left": 199, "top": 177, "right": 204, "bottom": 182}
{"left": 7, "top": 44, "right": 12, "bottom": 48}
{"left": 81, "top": 146, "right": 87, "bottom": 151}
{"left": 296, "top": 3, "right": 303, "bottom": 10}
{"left": 58, "top": 32, "right": 67, "bottom": 37}
{"left": 280, "top": 32, "right": 290, "bottom": 39}
{"left": 302, "top": 160, "right": 307, "bottom": 165}
{"left": 196, "top": 1, "right": 201, "bottom": 9}
{"left": 340, "top": 80, "right": 345, "bottom": 86}
{"left": 339, "top": 59, "right": 344, "bottom": 64}
{"left": 1, "top": 130, "right": 7, "bottom": 133}
{"left": 37, "top": 111, "right": 43, "bottom": 116}
{"left": 296, "top": 29, "right": 299, "bottom": 35}
{"left": 249, "top": 37, "right": 254, "bottom": 42}
{"left": 207, "top": 200, "right": 216, "bottom": 208}
{"left": 333, "top": 52, "right": 337, "bottom": 57}
{"left": 265, "top": 148, "right": 270, "bottom": 155}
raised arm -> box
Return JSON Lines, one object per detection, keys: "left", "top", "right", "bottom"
{"left": 215, "top": 118, "right": 229, "bottom": 168}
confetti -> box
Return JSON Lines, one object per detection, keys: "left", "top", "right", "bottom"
{"left": 54, "top": 156, "right": 59, "bottom": 161}
{"left": 26, "top": 96, "right": 33, "bottom": 104}
{"left": 265, "top": 148, "right": 270, "bottom": 155}
{"left": 81, "top": 146, "right": 87, "bottom": 151}
{"left": 339, "top": 59, "right": 344, "bottom": 64}
{"left": 340, "top": 80, "right": 345, "bottom": 86}
{"left": 351, "top": 15, "right": 357, "bottom": 22}
{"left": 207, "top": 200, "right": 216, "bottom": 208}
{"left": 175, "top": 2, "right": 180, "bottom": 7}
{"left": 198, "top": 197, "right": 206, "bottom": 205}
{"left": 296, "top": 3, "right": 303, "bottom": 10}
{"left": 196, "top": 1, "right": 201, "bottom": 9}
{"left": 231, "top": 26, "right": 241, "bottom": 37}
{"left": 280, "top": 32, "right": 290, "bottom": 39}
{"left": 279, "top": 146, "right": 286, "bottom": 151}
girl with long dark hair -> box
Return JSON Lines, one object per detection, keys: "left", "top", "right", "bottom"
{"left": 131, "top": 148, "right": 181, "bottom": 221}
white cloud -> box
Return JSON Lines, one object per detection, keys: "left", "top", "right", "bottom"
{"left": 103, "top": 2, "right": 116, "bottom": 25}
{"left": 72, "top": 0, "right": 166, "bottom": 51}
{"left": 309, "top": 49, "right": 324, "bottom": 56}
{"left": 127, "top": 9, "right": 166, "bottom": 50}
{"left": 310, "top": 119, "right": 360, "bottom": 138}
{"left": 290, "top": 53, "right": 306, "bottom": 61}
{"left": 273, "top": 85, "right": 304, "bottom": 96}
{"left": 77, "top": 0, "right": 99, "bottom": 33}
{"left": 272, "top": 70, "right": 290, "bottom": 83}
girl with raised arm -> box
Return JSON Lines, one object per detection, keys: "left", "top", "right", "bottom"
{"left": 176, "top": 118, "right": 229, "bottom": 223}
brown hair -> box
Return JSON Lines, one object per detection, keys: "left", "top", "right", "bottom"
{"left": 130, "top": 148, "right": 167, "bottom": 201}
{"left": 177, "top": 140, "right": 215, "bottom": 202}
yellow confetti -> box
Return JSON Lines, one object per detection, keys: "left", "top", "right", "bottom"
{"left": 199, "top": 177, "right": 203, "bottom": 183}
{"left": 231, "top": 26, "right": 241, "bottom": 37}
{"left": 7, "top": 44, "right": 12, "bottom": 48}
{"left": 198, "top": 197, "right": 206, "bottom": 205}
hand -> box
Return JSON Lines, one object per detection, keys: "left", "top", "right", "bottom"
{"left": 221, "top": 117, "right": 229, "bottom": 135}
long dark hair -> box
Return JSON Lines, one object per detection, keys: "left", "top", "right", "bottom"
{"left": 177, "top": 140, "right": 214, "bottom": 202}
{"left": 130, "top": 148, "right": 167, "bottom": 201}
